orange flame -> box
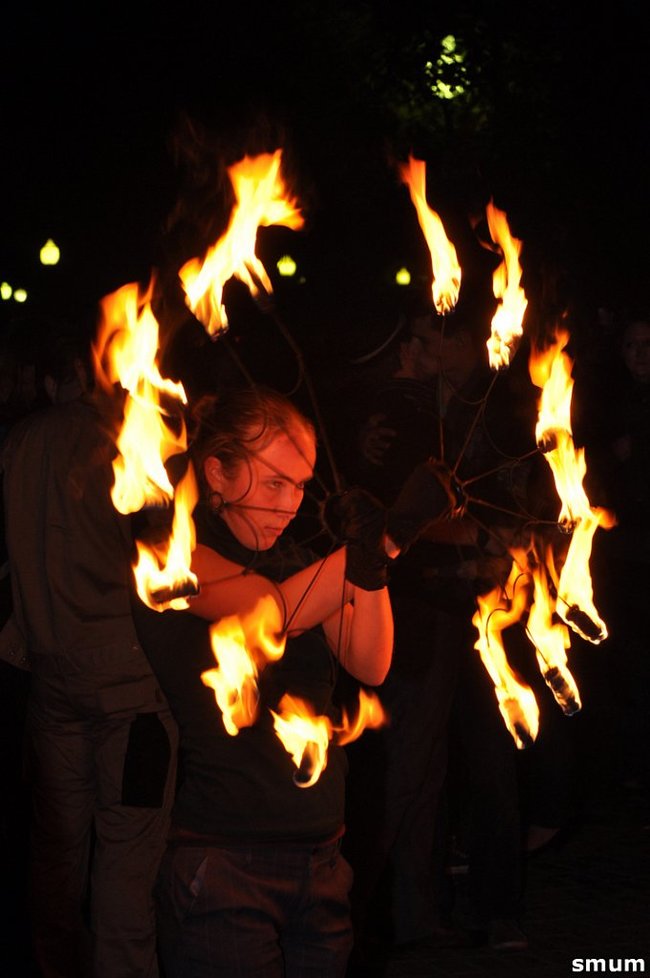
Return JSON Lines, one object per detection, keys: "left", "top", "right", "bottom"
{"left": 335, "top": 688, "right": 387, "bottom": 746}
{"left": 472, "top": 557, "right": 539, "bottom": 748}
{"left": 529, "top": 329, "right": 615, "bottom": 642}
{"left": 93, "top": 281, "right": 188, "bottom": 513}
{"left": 202, "top": 596, "right": 286, "bottom": 736}
{"left": 93, "top": 279, "right": 199, "bottom": 610}
{"left": 556, "top": 509, "right": 614, "bottom": 642}
{"left": 132, "top": 463, "right": 199, "bottom": 612}
{"left": 179, "top": 150, "right": 304, "bottom": 335}
{"left": 271, "top": 688, "right": 387, "bottom": 788}
{"left": 485, "top": 200, "right": 528, "bottom": 369}
{"left": 526, "top": 546, "right": 581, "bottom": 714}
{"left": 529, "top": 328, "right": 584, "bottom": 529}
{"left": 271, "top": 695, "right": 332, "bottom": 788}
{"left": 399, "top": 155, "right": 461, "bottom": 314}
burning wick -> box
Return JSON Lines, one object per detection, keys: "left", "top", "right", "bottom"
{"left": 292, "top": 743, "right": 321, "bottom": 787}
{"left": 150, "top": 579, "right": 200, "bottom": 605}
{"left": 541, "top": 666, "right": 581, "bottom": 716}
{"left": 504, "top": 703, "right": 536, "bottom": 750}
{"left": 536, "top": 428, "right": 564, "bottom": 453}
{"left": 563, "top": 604, "right": 606, "bottom": 643}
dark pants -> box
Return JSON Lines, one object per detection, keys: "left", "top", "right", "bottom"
{"left": 345, "top": 599, "right": 465, "bottom": 948}
{"left": 27, "top": 643, "right": 177, "bottom": 978}
{"left": 449, "top": 640, "right": 524, "bottom": 926}
{"left": 155, "top": 838, "right": 354, "bottom": 978}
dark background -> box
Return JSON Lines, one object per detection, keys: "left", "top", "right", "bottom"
{"left": 2, "top": 1, "right": 649, "bottom": 369}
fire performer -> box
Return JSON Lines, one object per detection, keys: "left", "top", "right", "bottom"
{"left": 128, "top": 385, "right": 448, "bottom": 978}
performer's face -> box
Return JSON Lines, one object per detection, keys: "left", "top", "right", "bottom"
{"left": 206, "top": 427, "right": 316, "bottom": 550}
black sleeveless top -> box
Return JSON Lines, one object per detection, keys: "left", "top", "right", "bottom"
{"left": 132, "top": 504, "right": 348, "bottom": 842}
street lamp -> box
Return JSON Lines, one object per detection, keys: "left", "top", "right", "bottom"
{"left": 395, "top": 267, "right": 411, "bottom": 286}
{"left": 40, "top": 239, "right": 61, "bottom": 266}
{"left": 277, "top": 254, "right": 297, "bottom": 277}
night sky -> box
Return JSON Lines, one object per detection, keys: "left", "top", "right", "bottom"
{"left": 3, "top": 2, "right": 650, "bottom": 367}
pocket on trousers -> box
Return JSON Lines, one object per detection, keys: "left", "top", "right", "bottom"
{"left": 121, "top": 712, "right": 171, "bottom": 807}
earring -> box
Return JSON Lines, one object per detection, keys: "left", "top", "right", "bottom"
{"left": 209, "top": 490, "right": 226, "bottom": 513}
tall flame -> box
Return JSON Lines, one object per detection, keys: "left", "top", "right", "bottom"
{"left": 93, "top": 279, "right": 198, "bottom": 610}
{"left": 526, "top": 546, "right": 581, "bottom": 714}
{"left": 202, "top": 597, "right": 286, "bottom": 736}
{"left": 485, "top": 200, "right": 528, "bottom": 369}
{"left": 179, "top": 150, "right": 304, "bottom": 336}
{"left": 530, "top": 328, "right": 584, "bottom": 529}
{"left": 93, "top": 281, "right": 188, "bottom": 513}
{"left": 399, "top": 155, "right": 461, "bottom": 314}
{"left": 133, "top": 463, "right": 199, "bottom": 612}
{"left": 556, "top": 509, "right": 614, "bottom": 642}
{"left": 529, "top": 329, "right": 614, "bottom": 642}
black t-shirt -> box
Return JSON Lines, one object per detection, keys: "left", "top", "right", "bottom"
{"left": 132, "top": 506, "right": 348, "bottom": 842}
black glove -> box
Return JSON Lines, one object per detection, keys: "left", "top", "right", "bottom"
{"left": 387, "top": 458, "right": 456, "bottom": 551}
{"left": 331, "top": 487, "right": 389, "bottom": 591}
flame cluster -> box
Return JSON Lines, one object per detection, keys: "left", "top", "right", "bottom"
{"left": 472, "top": 543, "right": 583, "bottom": 750}
{"left": 471, "top": 327, "right": 615, "bottom": 748}
{"left": 94, "top": 152, "right": 302, "bottom": 613}
{"left": 203, "top": 599, "right": 386, "bottom": 786}
{"left": 94, "top": 147, "right": 615, "bottom": 757}
{"left": 401, "top": 157, "right": 528, "bottom": 371}
{"left": 402, "top": 156, "right": 614, "bottom": 747}
{"left": 529, "top": 329, "right": 615, "bottom": 643}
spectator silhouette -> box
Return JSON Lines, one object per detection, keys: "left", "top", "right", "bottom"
{"left": 337, "top": 297, "right": 543, "bottom": 969}
{"left": 0, "top": 326, "right": 178, "bottom": 978}
{"left": 576, "top": 313, "right": 650, "bottom": 799}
